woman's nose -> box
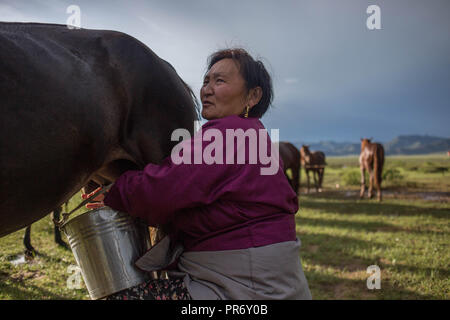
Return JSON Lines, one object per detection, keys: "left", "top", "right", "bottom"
{"left": 201, "top": 82, "right": 213, "bottom": 96}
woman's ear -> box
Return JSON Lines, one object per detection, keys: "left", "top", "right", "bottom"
{"left": 247, "top": 86, "right": 263, "bottom": 108}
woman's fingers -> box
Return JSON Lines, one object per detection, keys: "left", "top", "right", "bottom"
{"left": 85, "top": 187, "right": 102, "bottom": 198}
{"left": 81, "top": 186, "right": 107, "bottom": 209}
{"left": 81, "top": 186, "right": 106, "bottom": 200}
{"left": 86, "top": 201, "right": 105, "bottom": 209}
{"left": 91, "top": 193, "right": 105, "bottom": 202}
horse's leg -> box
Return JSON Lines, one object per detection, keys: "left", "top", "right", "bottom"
{"left": 360, "top": 166, "right": 366, "bottom": 199}
{"left": 286, "top": 174, "right": 294, "bottom": 192}
{"left": 377, "top": 181, "right": 382, "bottom": 202}
{"left": 23, "top": 225, "right": 35, "bottom": 259}
{"left": 318, "top": 168, "right": 324, "bottom": 192}
{"left": 292, "top": 167, "right": 300, "bottom": 196}
{"left": 376, "top": 170, "right": 382, "bottom": 202}
{"left": 313, "top": 169, "right": 319, "bottom": 192}
{"left": 298, "top": 164, "right": 301, "bottom": 195}
{"left": 368, "top": 167, "right": 374, "bottom": 199}
{"left": 52, "top": 207, "right": 68, "bottom": 249}
{"left": 306, "top": 169, "right": 310, "bottom": 194}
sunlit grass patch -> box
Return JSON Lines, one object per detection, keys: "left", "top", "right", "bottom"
{"left": 296, "top": 192, "right": 449, "bottom": 299}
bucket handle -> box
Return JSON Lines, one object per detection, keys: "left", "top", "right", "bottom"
{"left": 54, "top": 184, "right": 112, "bottom": 229}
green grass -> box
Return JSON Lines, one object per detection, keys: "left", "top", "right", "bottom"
{"left": 297, "top": 154, "right": 449, "bottom": 299}
{"left": 297, "top": 192, "right": 449, "bottom": 299}
{"left": 0, "top": 192, "right": 88, "bottom": 300}
{"left": 320, "top": 154, "right": 450, "bottom": 192}
{"left": 0, "top": 154, "right": 449, "bottom": 299}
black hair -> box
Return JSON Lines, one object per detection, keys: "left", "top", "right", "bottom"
{"left": 206, "top": 48, "right": 273, "bottom": 118}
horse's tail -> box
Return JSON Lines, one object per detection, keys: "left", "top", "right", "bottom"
{"left": 374, "top": 144, "right": 384, "bottom": 187}
{"left": 321, "top": 152, "right": 327, "bottom": 166}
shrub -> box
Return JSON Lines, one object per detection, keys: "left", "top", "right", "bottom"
{"left": 420, "top": 166, "right": 448, "bottom": 174}
{"left": 341, "top": 169, "right": 361, "bottom": 186}
{"left": 383, "top": 168, "right": 404, "bottom": 182}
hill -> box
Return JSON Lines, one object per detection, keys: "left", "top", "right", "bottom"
{"left": 292, "top": 135, "right": 450, "bottom": 156}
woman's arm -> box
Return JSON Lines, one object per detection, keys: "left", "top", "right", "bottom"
{"left": 104, "top": 125, "right": 240, "bottom": 226}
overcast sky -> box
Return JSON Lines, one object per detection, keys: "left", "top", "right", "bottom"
{"left": 1, "top": 0, "right": 449, "bottom": 143}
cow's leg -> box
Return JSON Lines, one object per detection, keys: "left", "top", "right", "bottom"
{"left": 360, "top": 167, "right": 366, "bottom": 199}
{"left": 52, "top": 208, "right": 68, "bottom": 249}
{"left": 368, "top": 167, "right": 374, "bottom": 199}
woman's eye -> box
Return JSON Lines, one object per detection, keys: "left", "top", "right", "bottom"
{"left": 216, "top": 79, "right": 224, "bottom": 83}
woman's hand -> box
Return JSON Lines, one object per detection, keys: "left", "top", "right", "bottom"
{"left": 81, "top": 187, "right": 106, "bottom": 209}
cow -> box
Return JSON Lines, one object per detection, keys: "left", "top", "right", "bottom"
{"left": 300, "top": 145, "right": 326, "bottom": 193}
{"left": 0, "top": 22, "right": 199, "bottom": 238}
{"left": 279, "top": 141, "right": 301, "bottom": 195}
{"left": 359, "top": 138, "right": 384, "bottom": 201}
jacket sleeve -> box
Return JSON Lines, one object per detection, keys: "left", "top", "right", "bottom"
{"left": 103, "top": 125, "right": 240, "bottom": 226}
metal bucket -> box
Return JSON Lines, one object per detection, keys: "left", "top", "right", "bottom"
{"left": 61, "top": 207, "right": 151, "bottom": 300}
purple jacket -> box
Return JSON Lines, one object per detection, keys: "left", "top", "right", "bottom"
{"left": 104, "top": 114, "right": 299, "bottom": 252}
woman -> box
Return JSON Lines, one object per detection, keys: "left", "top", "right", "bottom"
{"left": 99, "top": 48, "right": 311, "bottom": 300}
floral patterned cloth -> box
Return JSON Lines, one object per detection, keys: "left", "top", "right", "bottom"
{"left": 106, "top": 277, "right": 191, "bottom": 300}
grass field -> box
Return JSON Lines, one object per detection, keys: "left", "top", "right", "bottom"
{"left": 0, "top": 154, "right": 449, "bottom": 299}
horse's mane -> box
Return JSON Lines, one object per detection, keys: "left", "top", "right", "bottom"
{"left": 180, "top": 77, "right": 201, "bottom": 122}
{"left": 162, "top": 59, "right": 201, "bottom": 122}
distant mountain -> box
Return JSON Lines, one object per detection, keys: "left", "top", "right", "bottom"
{"left": 292, "top": 135, "right": 450, "bottom": 156}
{"left": 384, "top": 135, "right": 450, "bottom": 155}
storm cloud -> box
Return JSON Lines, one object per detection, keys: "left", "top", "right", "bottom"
{"left": 1, "top": 0, "right": 449, "bottom": 142}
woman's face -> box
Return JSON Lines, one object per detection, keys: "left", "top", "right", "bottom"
{"left": 200, "top": 58, "right": 248, "bottom": 120}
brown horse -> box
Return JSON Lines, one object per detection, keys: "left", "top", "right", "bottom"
{"left": 300, "top": 145, "right": 326, "bottom": 193}
{"left": 279, "top": 142, "right": 301, "bottom": 195}
{"left": 359, "top": 138, "right": 385, "bottom": 201}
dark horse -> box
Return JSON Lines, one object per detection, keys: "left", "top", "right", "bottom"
{"left": 0, "top": 22, "right": 199, "bottom": 238}
{"left": 24, "top": 180, "right": 102, "bottom": 258}
{"left": 359, "top": 138, "right": 384, "bottom": 201}
{"left": 279, "top": 142, "right": 301, "bottom": 195}
{"left": 300, "top": 145, "right": 326, "bottom": 193}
